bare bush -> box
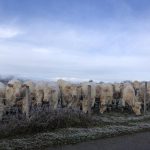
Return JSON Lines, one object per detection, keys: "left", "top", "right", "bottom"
{"left": 0, "top": 108, "right": 93, "bottom": 139}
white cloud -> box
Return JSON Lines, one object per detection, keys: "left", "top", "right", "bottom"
{"left": 0, "top": 26, "right": 22, "bottom": 38}
{"left": 1, "top": 19, "right": 150, "bottom": 82}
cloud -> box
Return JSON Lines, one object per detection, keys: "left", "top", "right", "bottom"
{"left": 0, "top": 26, "right": 22, "bottom": 38}
{"left": 21, "top": 19, "right": 150, "bottom": 59}
{"left": 1, "top": 0, "right": 150, "bottom": 82}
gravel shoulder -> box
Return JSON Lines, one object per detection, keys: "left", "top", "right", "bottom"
{"left": 46, "top": 131, "right": 150, "bottom": 150}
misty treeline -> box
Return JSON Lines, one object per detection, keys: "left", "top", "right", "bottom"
{"left": 0, "top": 75, "right": 25, "bottom": 84}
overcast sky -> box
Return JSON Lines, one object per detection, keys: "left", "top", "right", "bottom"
{"left": 0, "top": 0, "right": 150, "bottom": 82}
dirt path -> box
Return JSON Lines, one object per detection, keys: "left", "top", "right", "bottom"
{"left": 47, "top": 131, "right": 150, "bottom": 150}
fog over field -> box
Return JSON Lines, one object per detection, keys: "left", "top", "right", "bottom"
{"left": 0, "top": 0, "right": 150, "bottom": 82}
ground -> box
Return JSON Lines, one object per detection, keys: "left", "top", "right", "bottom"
{"left": 1, "top": 112, "right": 150, "bottom": 150}
{"left": 47, "top": 132, "right": 150, "bottom": 150}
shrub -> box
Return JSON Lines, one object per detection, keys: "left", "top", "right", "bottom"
{"left": 0, "top": 108, "right": 93, "bottom": 139}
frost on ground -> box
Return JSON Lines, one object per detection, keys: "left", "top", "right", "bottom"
{"left": 0, "top": 112, "right": 150, "bottom": 150}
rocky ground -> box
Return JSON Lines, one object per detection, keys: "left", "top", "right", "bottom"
{"left": 0, "top": 112, "right": 150, "bottom": 150}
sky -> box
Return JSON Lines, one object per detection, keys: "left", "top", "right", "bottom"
{"left": 0, "top": 0, "right": 150, "bottom": 82}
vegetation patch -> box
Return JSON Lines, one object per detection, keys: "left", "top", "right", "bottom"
{"left": 0, "top": 109, "right": 96, "bottom": 139}
{"left": 1, "top": 110, "right": 150, "bottom": 149}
